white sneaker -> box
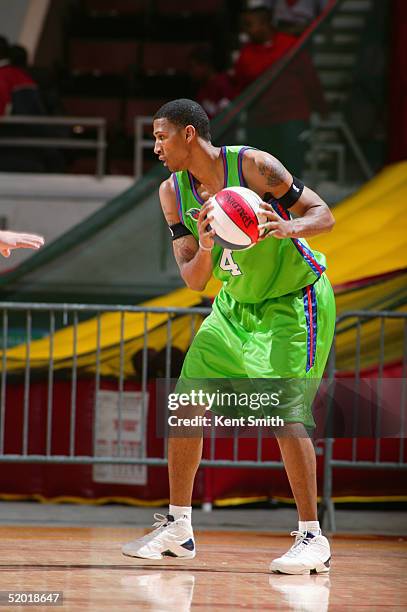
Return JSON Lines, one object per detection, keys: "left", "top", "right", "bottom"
{"left": 122, "top": 514, "right": 196, "bottom": 560}
{"left": 270, "top": 531, "right": 331, "bottom": 575}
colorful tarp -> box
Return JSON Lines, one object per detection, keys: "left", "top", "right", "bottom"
{"left": 2, "top": 163, "right": 407, "bottom": 376}
{"left": 309, "top": 160, "right": 407, "bottom": 286}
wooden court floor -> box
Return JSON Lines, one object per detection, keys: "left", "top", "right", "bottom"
{"left": 0, "top": 526, "right": 406, "bottom": 610}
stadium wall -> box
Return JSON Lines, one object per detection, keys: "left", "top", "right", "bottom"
{"left": 0, "top": 173, "right": 133, "bottom": 274}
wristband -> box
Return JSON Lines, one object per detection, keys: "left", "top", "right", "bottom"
{"left": 169, "top": 222, "right": 192, "bottom": 241}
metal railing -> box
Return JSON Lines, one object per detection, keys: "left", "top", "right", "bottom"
{"left": 134, "top": 116, "right": 154, "bottom": 180}
{"left": 1, "top": 302, "right": 405, "bottom": 516}
{"left": 0, "top": 115, "right": 107, "bottom": 178}
{"left": 307, "top": 113, "right": 374, "bottom": 186}
{"left": 320, "top": 310, "right": 407, "bottom": 531}
{"left": 0, "top": 301, "right": 289, "bottom": 470}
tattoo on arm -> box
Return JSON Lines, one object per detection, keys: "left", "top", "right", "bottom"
{"left": 258, "top": 157, "right": 287, "bottom": 187}
{"left": 173, "top": 237, "right": 198, "bottom": 266}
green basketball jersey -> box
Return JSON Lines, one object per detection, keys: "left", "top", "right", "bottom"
{"left": 173, "top": 145, "right": 327, "bottom": 303}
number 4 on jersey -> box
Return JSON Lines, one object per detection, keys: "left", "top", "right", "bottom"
{"left": 220, "top": 249, "right": 242, "bottom": 276}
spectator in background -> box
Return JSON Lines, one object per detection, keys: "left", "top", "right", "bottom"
{"left": 271, "top": 0, "right": 330, "bottom": 36}
{"left": 232, "top": 0, "right": 327, "bottom": 176}
{"left": 188, "top": 47, "right": 235, "bottom": 119}
{"left": 9, "top": 42, "right": 63, "bottom": 117}
{"left": 0, "top": 36, "right": 45, "bottom": 117}
{"left": 233, "top": 0, "right": 298, "bottom": 93}
{"left": 0, "top": 37, "right": 64, "bottom": 172}
{"left": 0, "top": 36, "right": 47, "bottom": 171}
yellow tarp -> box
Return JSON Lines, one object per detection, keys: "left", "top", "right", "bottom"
{"left": 2, "top": 284, "right": 216, "bottom": 378}
{"left": 2, "top": 163, "right": 407, "bottom": 376}
{"left": 308, "top": 160, "right": 407, "bottom": 285}
{"left": 334, "top": 269, "right": 407, "bottom": 370}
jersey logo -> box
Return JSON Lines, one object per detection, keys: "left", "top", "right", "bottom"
{"left": 186, "top": 208, "right": 200, "bottom": 222}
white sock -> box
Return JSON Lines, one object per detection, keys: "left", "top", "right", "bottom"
{"left": 299, "top": 520, "right": 320, "bottom": 536}
{"left": 169, "top": 504, "right": 192, "bottom": 522}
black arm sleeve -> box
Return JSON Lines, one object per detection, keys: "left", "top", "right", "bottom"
{"left": 277, "top": 176, "right": 305, "bottom": 210}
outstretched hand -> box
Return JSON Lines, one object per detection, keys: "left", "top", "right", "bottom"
{"left": 0, "top": 231, "right": 45, "bottom": 258}
{"left": 258, "top": 202, "right": 294, "bottom": 240}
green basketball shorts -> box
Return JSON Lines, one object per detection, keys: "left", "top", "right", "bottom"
{"left": 177, "top": 274, "right": 336, "bottom": 428}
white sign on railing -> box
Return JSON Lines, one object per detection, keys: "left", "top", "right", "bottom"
{"left": 93, "top": 390, "right": 148, "bottom": 485}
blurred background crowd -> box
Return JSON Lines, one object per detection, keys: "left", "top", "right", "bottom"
{"left": 0, "top": 0, "right": 334, "bottom": 175}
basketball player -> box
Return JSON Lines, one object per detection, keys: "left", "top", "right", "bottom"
{"left": 0, "top": 230, "right": 44, "bottom": 257}
{"left": 122, "top": 99, "right": 335, "bottom": 575}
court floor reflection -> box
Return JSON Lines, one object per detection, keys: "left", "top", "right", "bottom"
{"left": 268, "top": 574, "right": 331, "bottom": 612}
{"left": 121, "top": 572, "right": 195, "bottom": 611}
{"left": 120, "top": 571, "right": 332, "bottom": 612}
{"left": 0, "top": 527, "right": 405, "bottom": 610}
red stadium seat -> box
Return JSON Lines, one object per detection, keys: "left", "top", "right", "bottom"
{"left": 156, "top": 0, "right": 223, "bottom": 13}
{"left": 124, "top": 98, "right": 167, "bottom": 136}
{"left": 63, "top": 97, "right": 122, "bottom": 132}
{"left": 69, "top": 40, "right": 139, "bottom": 74}
{"left": 141, "top": 42, "right": 197, "bottom": 74}
{"left": 83, "top": 0, "right": 147, "bottom": 14}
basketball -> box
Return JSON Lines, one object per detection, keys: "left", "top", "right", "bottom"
{"left": 208, "top": 186, "right": 266, "bottom": 251}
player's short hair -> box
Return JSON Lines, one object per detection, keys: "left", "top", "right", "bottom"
{"left": 154, "top": 99, "right": 211, "bottom": 142}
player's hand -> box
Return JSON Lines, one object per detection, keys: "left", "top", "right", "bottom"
{"left": 0, "top": 231, "right": 45, "bottom": 258}
{"left": 258, "top": 203, "right": 294, "bottom": 240}
{"left": 197, "top": 201, "right": 216, "bottom": 251}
